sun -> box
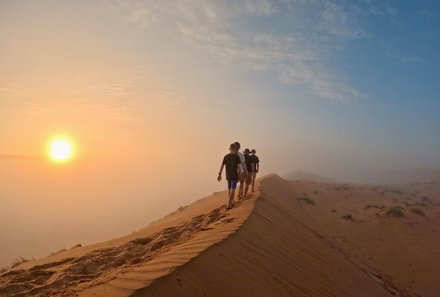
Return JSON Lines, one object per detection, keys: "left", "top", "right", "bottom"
{"left": 48, "top": 138, "right": 74, "bottom": 163}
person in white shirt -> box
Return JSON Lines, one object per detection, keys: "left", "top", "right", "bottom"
{"left": 234, "top": 141, "right": 247, "bottom": 199}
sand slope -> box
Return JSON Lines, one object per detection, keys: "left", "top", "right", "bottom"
{"left": 139, "top": 175, "right": 410, "bottom": 297}
{"left": 0, "top": 184, "right": 258, "bottom": 296}
{"left": 290, "top": 179, "right": 440, "bottom": 297}
{"left": 1, "top": 175, "right": 439, "bottom": 296}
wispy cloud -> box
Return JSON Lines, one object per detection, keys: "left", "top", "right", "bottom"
{"left": 167, "top": 0, "right": 367, "bottom": 101}
{"left": 0, "top": 154, "right": 39, "bottom": 160}
{"left": 418, "top": 9, "right": 439, "bottom": 17}
{"left": 380, "top": 40, "right": 422, "bottom": 64}
{"left": 364, "top": 1, "right": 397, "bottom": 17}
{"left": 105, "top": 71, "right": 139, "bottom": 98}
{"left": 0, "top": 86, "right": 23, "bottom": 94}
{"left": 388, "top": 53, "right": 422, "bottom": 63}
{"left": 98, "top": 0, "right": 397, "bottom": 101}
{"left": 97, "top": 0, "right": 153, "bottom": 28}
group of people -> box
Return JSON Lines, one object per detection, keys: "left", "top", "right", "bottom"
{"left": 217, "top": 142, "right": 260, "bottom": 209}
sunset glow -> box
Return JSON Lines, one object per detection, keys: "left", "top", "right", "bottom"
{"left": 1, "top": 1, "right": 440, "bottom": 286}
{"left": 48, "top": 138, "right": 73, "bottom": 163}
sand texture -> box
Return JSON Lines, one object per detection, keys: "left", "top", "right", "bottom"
{"left": 1, "top": 175, "right": 439, "bottom": 296}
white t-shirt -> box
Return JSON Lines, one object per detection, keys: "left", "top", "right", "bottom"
{"left": 237, "top": 151, "right": 245, "bottom": 163}
{"left": 237, "top": 151, "right": 247, "bottom": 173}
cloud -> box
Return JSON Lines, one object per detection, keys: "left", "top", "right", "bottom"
{"left": 167, "top": 0, "right": 365, "bottom": 101}
{"left": 418, "top": 9, "right": 439, "bottom": 17}
{"left": 387, "top": 52, "right": 422, "bottom": 63}
{"left": 105, "top": 72, "right": 139, "bottom": 98}
{"left": 380, "top": 39, "right": 422, "bottom": 64}
{"left": 0, "top": 154, "right": 39, "bottom": 160}
{"left": 98, "top": 0, "right": 153, "bottom": 28}
{"left": 365, "top": 2, "right": 397, "bottom": 17}
{"left": 99, "top": 0, "right": 398, "bottom": 101}
{"left": 0, "top": 86, "right": 23, "bottom": 94}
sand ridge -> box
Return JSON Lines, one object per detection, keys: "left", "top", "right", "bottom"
{"left": 1, "top": 175, "right": 439, "bottom": 296}
{"left": 0, "top": 182, "right": 260, "bottom": 297}
{"left": 135, "top": 175, "right": 439, "bottom": 297}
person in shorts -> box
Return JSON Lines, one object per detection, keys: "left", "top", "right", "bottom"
{"left": 217, "top": 143, "right": 244, "bottom": 209}
{"left": 250, "top": 149, "right": 260, "bottom": 193}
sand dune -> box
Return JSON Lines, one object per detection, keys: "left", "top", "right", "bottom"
{"left": 0, "top": 185, "right": 258, "bottom": 297}
{"left": 1, "top": 175, "right": 439, "bottom": 296}
{"left": 139, "top": 176, "right": 410, "bottom": 297}
{"left": 290, "top": 179, "right": 440, "bottom": 297}
{"left": 284, "top": 170, "right": 336, "bottom": 183}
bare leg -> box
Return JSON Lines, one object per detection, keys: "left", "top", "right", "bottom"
{"left": 238, "top": 177, "right": 244, "bottom": 198}
{"left": 251, "top": 172, "right": 256, "bottom": 192}
{"left": 244, "top": 175, "right": 250, "bottom": 196}
{"left": 228, "top": 189, "right": 236, "bottom": 208}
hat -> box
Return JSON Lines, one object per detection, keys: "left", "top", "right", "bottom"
{"left": 251, "top": 149, "right": 256, "bottom": 153}
{"left": 244, "top": 148, "right": 250, "bottom": 154}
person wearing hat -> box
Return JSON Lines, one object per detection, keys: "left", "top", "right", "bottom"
{"left": 217, "top": 143, "right": 244, "bottom": 209}
{"left": 243, "top": 148, "right": 253, "bottom": 197}
{"left": 250, "top": 149, "right": 260, "bottom": 193}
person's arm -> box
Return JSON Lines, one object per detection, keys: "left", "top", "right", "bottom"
{"left": 218, "top": 163, "right": 225, "bottom": 181}
{"left": 252, "top": 163, "right": 256, "bottom": 173}
{"left": 256, "top": 162, "right": 259, "bottom": 173}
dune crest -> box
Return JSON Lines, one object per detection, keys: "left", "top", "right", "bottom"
{"left": 2, "top": 174, "right": 439, "bottom": 296}
{"left": 0, "top": 180, "right": 261, "bottom": 297}
{"left": 139, "top": 175, "right": 413, "bottom": 297}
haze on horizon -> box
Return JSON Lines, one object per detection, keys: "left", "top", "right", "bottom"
{"left": 1, "top": 0, "right": 439, "bottom": 267}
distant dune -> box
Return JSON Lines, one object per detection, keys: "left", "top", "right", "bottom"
{"left": 284, "top": 170, "right": 336, "bottom": 183}
{"left": 286, "top": 168, "right": 440, "bottom": 185}
{"left": 1, "top": 175, "right": 439, "bottom": 296}
{"left": 371, "top": 168, "right": 440, "bottom": 184}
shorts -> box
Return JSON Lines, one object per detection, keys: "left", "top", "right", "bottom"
{"left": 227, "top": 180, "right": 238, "bottom": 189}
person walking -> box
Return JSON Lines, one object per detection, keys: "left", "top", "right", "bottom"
{"left": 243, "top": 148, "right": 253, "bottom": 197}
{"left": 234, "top": 142, "right": 248, "bottom": 198}
{"left": 250, "top": 149, "right": 260, "bottom": 193}
{"left": 218, "top": 143, "right": 244, "bottom": 209}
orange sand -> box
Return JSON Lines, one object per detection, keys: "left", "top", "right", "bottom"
{"left": 1, "top": 175, "right": 439, "bottom": 297}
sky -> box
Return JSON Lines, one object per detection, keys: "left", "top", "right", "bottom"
{"left": 1, "top": 0, "right": 439, "bottom": 266}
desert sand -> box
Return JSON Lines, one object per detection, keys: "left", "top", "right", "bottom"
{"left": 1, "top": 174, "right": 439, "bottom": 296}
